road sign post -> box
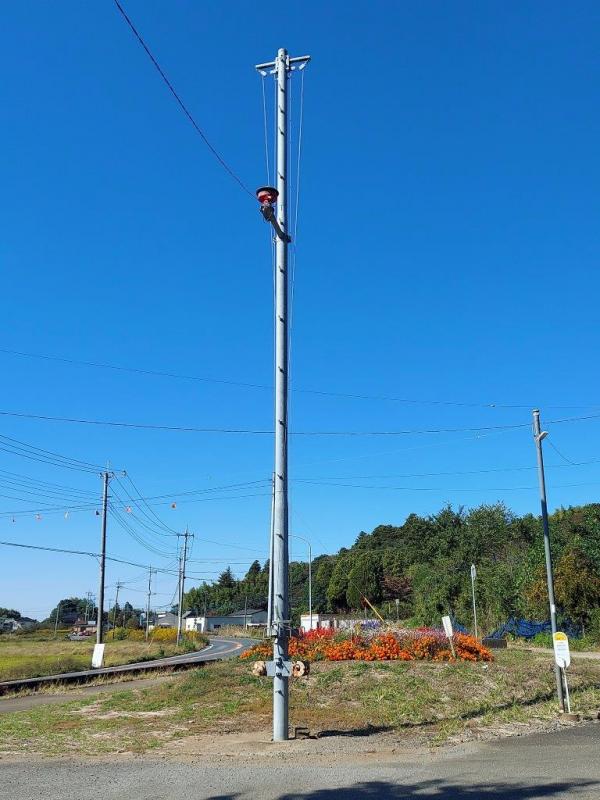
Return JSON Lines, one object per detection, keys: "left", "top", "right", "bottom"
{"left": 442, "top": 615, "right": 456, "bottom": 658}
{"left": 553, "top": 632, "right": 572, "bottom": 713}
{"left": 470, "top": 564, "right": 478, "bottom": 639}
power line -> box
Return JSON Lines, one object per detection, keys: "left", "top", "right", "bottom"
{"left": 2, "top": 347, "right": 599, "bottom": 410}
{"left": 0, "top": 409, "right": 272, "bottom": 434}
{"left": 0, "top": 433, "right": 104, "bottom": 473}
{"left": 0, "top": 489, "right": 272, "bottom": 518}
{"left": 294, "top": 479, "right": 600, "bottom": 493}
{"left": 295, "top": 457, "right": 600, "bottom": 481}
{"left": 112, "top": 0, "right": 254, "bottom": 198}
{"left": 3, "top": 408, "right": 600, "bottom": 435}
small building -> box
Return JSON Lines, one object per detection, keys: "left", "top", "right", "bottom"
{"left": 186, "top": 608, "right": 267, "bottom": 633}
{"left": 0, "top": 617, "right": 22, "bottom": 633}
{"left": 300, "top": 613, "right": 378, "bottom": 632}
{"left": 71, "top": 618, "right": 98, "bottom": 636}
{"left": 0, "top": 616, "right": 38, "bottom": 633}
{"left": 155, "top": 611, "right": 193, "bottom": 629}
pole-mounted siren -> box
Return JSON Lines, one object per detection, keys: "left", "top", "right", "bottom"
{"left": 256, "top": 186, "right": 279, "bottom": 206}
{"left": 255, "top": 185, "right": 291, "bottom": 242}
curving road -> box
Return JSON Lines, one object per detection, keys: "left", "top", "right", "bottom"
{"left": 0, "top": 637, "right": 254, "bottom": 696}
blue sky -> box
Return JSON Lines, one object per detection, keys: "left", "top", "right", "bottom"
{"left": 1, "top": 1, "right": 600, "bottom": 619}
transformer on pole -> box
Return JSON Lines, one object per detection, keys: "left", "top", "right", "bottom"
{"left": 255, "top": 47, "right": 310, "bottom": 742}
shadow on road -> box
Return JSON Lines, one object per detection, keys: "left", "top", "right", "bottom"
{"left": 206, "top": 778, "right": 600, "bottom": 800}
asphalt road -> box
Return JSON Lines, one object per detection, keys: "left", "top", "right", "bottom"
{"left": 0, "top": 636, "right": 253, "bottom": 695}
{"left": 1, "top": 723, "right": 599, "bottom": 799}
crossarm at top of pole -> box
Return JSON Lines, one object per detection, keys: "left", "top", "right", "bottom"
{"left": 255, "top": 55, "right": 311, "bottom": 72}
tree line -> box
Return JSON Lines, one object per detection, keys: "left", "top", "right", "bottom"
{"left": 183, "top": 502, "right": 600, "bottom": 635}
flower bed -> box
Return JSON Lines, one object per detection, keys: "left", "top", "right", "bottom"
{"left": 240, "top": 626, "right": 492, "bottom": 663}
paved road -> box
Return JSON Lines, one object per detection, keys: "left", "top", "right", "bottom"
{"left": 0, "top": 637, "right": 253, "bottom": 696}
{"left": 1, "top": 723, "right": 599, "bottom": 799}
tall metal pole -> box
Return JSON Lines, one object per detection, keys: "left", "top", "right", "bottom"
{"left": 145, "top": 566, "right": 153, "bottom": 642}
{"left": 470, "top": 564, "right": 478, "bottom": 639}
{"left": 96, "top": 471, "right": 110, "bottom": 644}
{"left": 272, "top": 47, "right": 291, "bottom": 742}
{"left": 532, "top": 409, "right": 565, "bottom": 712}
{"left": 255, "top": 46, "right": 310, "bottom": 743}
{"left": 177, "top": 529, "right": 190, "bottom": 646}
{"left": 308, "top": 543, "right": 312, "bottom": 633}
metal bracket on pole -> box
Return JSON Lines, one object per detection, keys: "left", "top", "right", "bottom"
{"left": 260, "top": 203, "right": 292, "bottom": 243}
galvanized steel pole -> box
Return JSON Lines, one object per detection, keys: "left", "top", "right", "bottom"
{"left": 96, "top": 471, "right": 110, "bottom": 645}
{"left": 256, "top": 46, "right": 310, "bottom": 743}
{"left": 532, "top": 409, "right": 565, "bottom": 712}
{"left": 272, "top": 46, "right": 290, "bottom": 742}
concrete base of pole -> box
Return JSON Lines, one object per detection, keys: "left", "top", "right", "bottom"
{"left": 559, "top": 712, "right": 581, "bottom": 722}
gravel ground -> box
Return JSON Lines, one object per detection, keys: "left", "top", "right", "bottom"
{"left": 1, "top": 722, "right": 599, "bottom": 799}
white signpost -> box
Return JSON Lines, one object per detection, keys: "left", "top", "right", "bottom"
{"left": 553, "top": 632, "right": 572, "bottom": 713}
{"left": 470, "top": 564, "right": 478, "bottom": 639}
{"left": 442, "top": 615, "right": 456, "bottom": 658}
{"left": 92, "top": 643, "right": 105, "bottom": 669}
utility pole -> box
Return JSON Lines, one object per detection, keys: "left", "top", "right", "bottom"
{"left": 84, "top": 591, "right": 93, "bottom": 623}
{"left": 532, "top": 409, "right": 565, "bottom": 712}
{"left": 176, "top": 529, "right": 192, "bottom": 646}
{"left": 291, "top": 534, "right": 312, "bottom": 631}
{"left": 255, "top": 46, "right": 310, "bottom": 744}
{"left": 53, "top": 600, "right": 61, "bottom": 639}
{"left": 96, "top": 470, "right": 111, "bottom": 644}
{"left": 244, "top": 595, "right": 248, "bottom": 630}
{"left": 266, "top": 472, "right": 275, "bottom": 635}
{"left": 145, "top": 566, "right": 153, "bottom": 642}
{"left": 112, "top": 581, "right": 123, "bottom": 634}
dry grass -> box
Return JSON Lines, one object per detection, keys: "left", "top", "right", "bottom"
{"left": 0, "top": 638, "right": 189, "bottom": 682}
{"left": 0, "top": 650, "right": 598, "bottom": 756}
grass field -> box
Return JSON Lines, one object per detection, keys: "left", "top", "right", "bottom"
{"left": 0, "top": 650, "right": 598, "bottom": 756}
{"left": 0, "top": 636, "right": 200, "bottom": 682}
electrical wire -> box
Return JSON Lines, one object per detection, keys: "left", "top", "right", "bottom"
{"left": 261, "top": 75, "right": 270, "bottom": 185}
{"left": 0, "top": 468, "right": 97, "bottom": 497}
{"left": 0, "top": 433, "right": 104, "bottom": 473}
{"left": 546, "top": 440, "right": 578, "bottom": 466}
{"left": 0, "top": 538, "right": 181, "bottom": 576}
{"left": 3, "top": 408, "right": 599, "bottom": 435}
{"left": 3, "top": 347, "right": 599, "bottom": 411}
{"left": 294, "top": 478, "right": 600, "bottom": 493}
{"left": 112, "top": 0, "right": 254, "bottom": 198}
{"left": 0, "top": 489, "right": 272, "bottom": 519}
{"left": 113, "top": 474, "right": 177, "bottom": 537}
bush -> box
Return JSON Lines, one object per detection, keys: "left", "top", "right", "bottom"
{"left": 149, "top": 627, "right": 206, "bottom": 646}
{"left": 588, "top": 608, "right": 600, "bottom": 642}
{"left": 240, "top": 626, "right": 492, "bottom": 663}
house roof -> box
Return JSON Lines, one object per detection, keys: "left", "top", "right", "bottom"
{"left": 228, "top": 609, "right": 264, "bottom": 617}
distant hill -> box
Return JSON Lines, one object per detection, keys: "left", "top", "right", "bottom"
{"left": 185, "top": 502, "right": 600, "bottom": 636}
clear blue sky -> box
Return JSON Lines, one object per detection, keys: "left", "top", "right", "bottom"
{"left": 1, "top": 1, "right": 600, "bottom": 619}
